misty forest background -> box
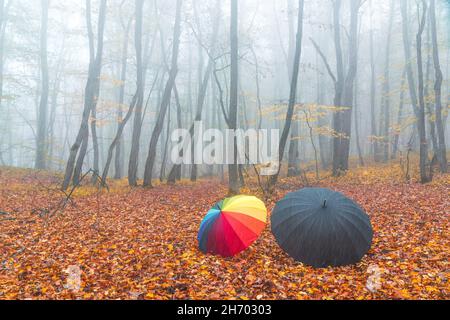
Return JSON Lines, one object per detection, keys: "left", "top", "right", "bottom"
{"left": 0, "top": 0, "right": 449, "bottom": 191}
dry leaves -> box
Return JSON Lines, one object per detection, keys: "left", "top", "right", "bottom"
{"left": 0, "top": 166, "right": 448, "bottom": 300}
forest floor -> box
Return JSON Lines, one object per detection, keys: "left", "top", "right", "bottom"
{"left": 0, "top": 164, "right": 448, "bottom": 300}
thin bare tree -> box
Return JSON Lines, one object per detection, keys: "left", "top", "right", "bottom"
{"left": 127, "top": 0, "right": 146, "bottom": 187}
{"left": 35, "top": 0, "right": 49, "bottom": 170}
{"left": 430, "top": 0, "right": 447, "bottom": 173}
{"left": 142, "top": 0, "right": 182, "bottom": 187}
{"left": 269, "top": 0, "right": 305, "bottom": 187}
{"left": 62, "top": 0, "right": 107, "bottom": 190}
{"left": 414, "top": 0, "right": 432, "bottom": 183}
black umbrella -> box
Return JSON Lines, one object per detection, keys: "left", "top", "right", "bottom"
{"left": 271, "top": 188, "right": 373, "bottom": 268}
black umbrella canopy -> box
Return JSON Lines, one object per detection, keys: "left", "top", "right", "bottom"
{"left": 271, "top": 188, "right": 373, "bottom": 268}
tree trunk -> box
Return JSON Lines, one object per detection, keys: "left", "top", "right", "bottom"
{"left": 0, "top": 1, "right": 11, "bottom": 137}
{"left": 102, "top": 13, "right": 136, "bottom": 183}
{"left": 430, "top": 0, "right": 448, "bottom": 173}
{"left": 392, "top": 69, "right": 406, "bottom": 159}
{"left": 369, "top": 0, "right": 379, "bottom": 162}
{"left": 62, "top": 0, "right": 107, "bottom": 190}
{"left": 354, "top": 72, "right": 364, "bottom": 167}
{"left": 160, "top": 102, "right": 171, "bottom": 182}
{"left": 47, "top": 40, "right": 66, "bottom": 169}
{"left": 316, "top": 70, "right": 329, "bottom": 170}
{"left": 102, "top": 94, "right": 138, "bottom": 184}
{"left": 189, "top": 0, "right": 220, "bottom": 182}
{"left": 332, "top": 0, "right": 360, "bottom": 176}
{"left": 415, "top": 0, "right": 431, "bottom": 183}
{"left": 331, "top": 0, "right": 345, "bottom": 176}
{"left": 381, "top": 0, "right": 394, "bottom": 163}
{"left": 35, "top": 0, "right": 49, "bottom": 170}
{"left": 400, "top": 0, "right": 420, "bottom": 118}
{"left": 424, "top": 23, "right": 438, "bottom": 157}
{"left": 72, "top": 0, "right": 106, "bottom": 186}
{"left": 227, "top": 0, "right": 240, "bottom": 194}
{"left": 73, "top": 128, "right": 89, "bottom": 186}
{"left": 114, "top": 17, "right": 132, "bottom": 180}
{"left": 401, "top": 0, "right": 422, "bottom": 160}
{"left": 269, "top": 0, "right": 304, "bottom": 187}
{"left": 127, "top": 0, "right": 145, "bottom": 187}
{"left": 287, "top": 0, "right": 300, "bottom": 177}
{"left": 0, "top": 0, "right": 4, "bottom": 117}
{"left": 142, "top": 0, "right": 182, "bottom": 187}
{"left": 166, "top": 85, "right": 183, "bottom": 184}
{"left": 90, "top": 99, "right": 99, "bottom": 182}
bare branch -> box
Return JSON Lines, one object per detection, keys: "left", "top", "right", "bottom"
{"left": 310, "top": 37, "right": 337, "bottom": 84}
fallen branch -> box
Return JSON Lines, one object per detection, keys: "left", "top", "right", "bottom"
{"left": 52, "top": 169, "right": 109, "bottom": 218}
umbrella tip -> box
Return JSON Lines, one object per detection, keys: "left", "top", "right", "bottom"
{"left": 322, "top": 200, "right": 327, "bottom": 208}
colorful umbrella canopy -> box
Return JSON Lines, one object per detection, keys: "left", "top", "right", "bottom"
{"left": 271, "top": 188, "right": 373, "bottom": 268}
{"left": 198, "top": 195, "right": 267, "bottom": 257}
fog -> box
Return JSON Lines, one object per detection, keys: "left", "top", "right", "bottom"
{"left": 0, "top": 0, "right": 448, "bottom": 190}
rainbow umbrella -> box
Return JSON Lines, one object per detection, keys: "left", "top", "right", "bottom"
{"left": 198, "top": 195, "right": 267, "bottom": 257}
